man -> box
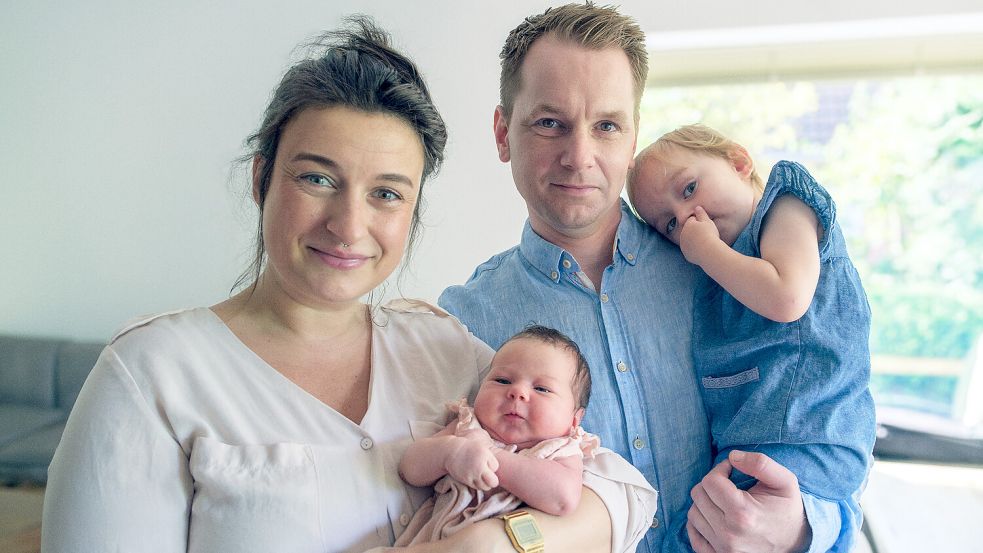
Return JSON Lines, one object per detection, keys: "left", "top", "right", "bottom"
{"left": 440, "top": 4, "right": 861, "bottom": 552}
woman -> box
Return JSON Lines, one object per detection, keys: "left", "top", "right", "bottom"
{"left": 42, "top": 17, "right": 637, "bottom": 553}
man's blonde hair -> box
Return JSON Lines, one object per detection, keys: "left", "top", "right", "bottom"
{"left": 498, "top": 2, "right": 648, "bottom": 120}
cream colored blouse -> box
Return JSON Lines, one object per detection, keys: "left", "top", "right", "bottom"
{"left": 42, "top": 302, "right": 657, "bottom": 552}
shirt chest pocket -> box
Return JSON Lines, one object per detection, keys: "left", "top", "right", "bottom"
{"left": 188, "top": 437, "right": 324, "bottom": 553}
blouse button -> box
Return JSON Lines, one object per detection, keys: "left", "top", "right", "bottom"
{"left": 399, "top": 513, "right": 411, "bottom": 526}
{"left": 550, "top": 271, "right": 559, "bottom": 280}
{"left": 633, "top": 437, "right": 645, "bottom": 450}
{"left": 651, "top": 515, "right": 660, "bottom": 528}
{"left": 626, "top": 253, "right": 635, "bottom": 261}
{"left": 360, "top": 437, "right": 373, "bottom": 450}
{"left": 562, "top": 259, "right": 572, "bottom": 269}
{"left": 617, "top": 361, "right": 628, "bottom": 372}
{"left": 600, "top": 293, "right": 609, "bottom": 303}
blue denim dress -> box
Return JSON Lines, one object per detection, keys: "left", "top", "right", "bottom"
{"left": 693, "top": 161, "right": 876, "bottom": 501}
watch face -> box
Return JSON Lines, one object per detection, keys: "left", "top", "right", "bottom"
{"left": 513, "top": 517, "right": 544, "bottom": 542}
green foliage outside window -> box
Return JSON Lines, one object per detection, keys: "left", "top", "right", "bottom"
{"left": 640, "top": 74, "right": 983, "bottom": 415}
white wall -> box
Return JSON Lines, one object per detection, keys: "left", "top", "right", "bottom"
{"left": 2, "top": 0, "right": 980, "bottom": 342}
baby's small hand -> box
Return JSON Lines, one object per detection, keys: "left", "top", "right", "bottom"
{"left": 679, "top": 206, "right": 721, "bottom": 266}
{"left": 445, "top": 438, "right": 500, "bottom": 491}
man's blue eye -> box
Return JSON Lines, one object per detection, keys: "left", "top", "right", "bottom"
{"left": 683, "top": 181, "right": 697, "bottom": 198}
{"left": 666, "top": 217, "right": 677, "bottom": 235}
{"left": 597, "top": 121, "right": 617, "bottom": 132}
{"left": 538, "top": 119, "right": 559, "bottom": 129}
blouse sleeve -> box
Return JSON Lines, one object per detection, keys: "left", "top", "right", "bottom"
{"left": 41, "top": 346, "right": 192, "bottom": 552}
{"left": 582, "top": 448, "right": 660, "bottom": 553}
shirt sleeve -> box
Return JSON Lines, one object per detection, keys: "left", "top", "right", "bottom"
{"left": 42, "top": 346, "right": 193, "bottom": 552}
{"left": 802, "top": 489, "right": 865, "bottom": 553}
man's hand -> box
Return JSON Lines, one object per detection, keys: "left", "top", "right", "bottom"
{"left": 686, "top": 450, "right": 811, "bottom": 553}
{"left": 445, "top": 437, "right": 499, "bottom": 491}
{"left": 679, "top": 206, "right": 722, "bottom": 266}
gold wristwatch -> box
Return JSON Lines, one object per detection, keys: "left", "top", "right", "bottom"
{"left": 500, "top": 510, "right": 545, "bottom": 553}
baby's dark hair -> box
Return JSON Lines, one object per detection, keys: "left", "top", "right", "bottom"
{"left": 505, "top": 325, "right": 592, "bottom": 410}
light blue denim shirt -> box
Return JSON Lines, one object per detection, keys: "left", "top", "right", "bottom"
{"left": 439, "top": 201, "right": 849, "bottom": 552}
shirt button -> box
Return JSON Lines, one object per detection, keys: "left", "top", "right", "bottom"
{"left": 600, "top": 293, "right": 609, "bottom": 303}
{"left": 651, "top": 515, "right": 660, "bottom": 528}
{"left": 360, "top": 437, "right": 373, "bottom": 450}
{"left": 626, "top": 253, "right": 635, "bottom": 261}
{"left": 633, "top": 438, "right": 644, "bottom": 450}
{"left": 617, "top": 361, "right": 628, "bottom": 372}
{"left": 399, "top": 513, "right": 411, "bottom": 526}
{"left": 550, "top": 271, "right": 559, "bottom": 280}
{"left": 562, "top": 259, "right": 572, "bottom": 269}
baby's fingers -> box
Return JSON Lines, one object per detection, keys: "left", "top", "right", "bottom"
{"left": 481, "top": 469, "right": 499, "bottom": 490}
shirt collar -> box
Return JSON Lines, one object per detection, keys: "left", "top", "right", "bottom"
{"left": 614, "top": 199, "right": 642, "bottom": 267}
{"left": 518, "top": 200, "right": 642, "bottom": 282}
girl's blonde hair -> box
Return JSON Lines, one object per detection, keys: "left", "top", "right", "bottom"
{"left": 649, "top": 124, "right": 764, "bottom": 193}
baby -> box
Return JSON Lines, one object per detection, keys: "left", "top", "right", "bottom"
{"left": 627, "top": 124, "right": 876, "bottom": 501}
{"left": 395, "top": 325, "right": 598, "bottom": 545}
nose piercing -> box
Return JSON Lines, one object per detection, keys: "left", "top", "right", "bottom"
{"left": 341, "top": 243, "right": 349, "bottom": 249}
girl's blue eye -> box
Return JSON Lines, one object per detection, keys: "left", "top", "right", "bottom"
{"left": 666, "top": 217, "right": 677, "bottom": 235}
{"left": 494, "top": 377, "right": 510, "bottom": 385}
{"left": 534, "top": 386, "right": 551, "bottom": 393}
{"left": 683, "top": 181, "right": 697, "bottom": 198}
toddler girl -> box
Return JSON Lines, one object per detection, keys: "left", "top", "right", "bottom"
{"left": 627, "top": 124, "right": 876, "bottom": 501}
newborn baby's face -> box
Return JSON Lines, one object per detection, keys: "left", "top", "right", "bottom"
{"left": 473, "top": 338, "right": 580, "bottom": 449}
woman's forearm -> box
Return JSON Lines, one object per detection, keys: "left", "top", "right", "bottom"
{"left": 396, "top": 487, "right": 611, "bottom": 553}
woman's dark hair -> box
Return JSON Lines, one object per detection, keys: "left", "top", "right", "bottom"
{"left": 505, "top": 325, "right": 592, "bottom": 410}
{"left": 234, "top": 16, "right": 448, "bottom": 291}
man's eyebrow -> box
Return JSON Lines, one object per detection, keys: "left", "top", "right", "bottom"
{"left": 530, "top": 103, "right": 565, "bottom": 116}
{"left": 291, "top": 152, "right": 415, "bottom": 188}
{"left": 596, "top": 109, "right": 631, "bottom": 121}
{"left": 529, "top": 104, "right": 631, "bottom": 122}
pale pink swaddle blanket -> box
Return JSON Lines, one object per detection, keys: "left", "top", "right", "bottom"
{"left": 395, "top": 398, "right": 599, "bottom": 546}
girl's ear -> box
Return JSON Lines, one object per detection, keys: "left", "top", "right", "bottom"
{"left": 728, "top": 145, "right": 754, "bottom": 181}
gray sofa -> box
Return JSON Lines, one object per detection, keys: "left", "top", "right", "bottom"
{"left": 0, "top": 334, "right": 103, "bottom": 484}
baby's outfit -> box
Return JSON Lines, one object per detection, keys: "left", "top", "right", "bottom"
{"left": 693, "top": 161, "right": 876, "bottom": 500}
{"left": 395, "top": 399, "right": 599, "bottom": 545}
